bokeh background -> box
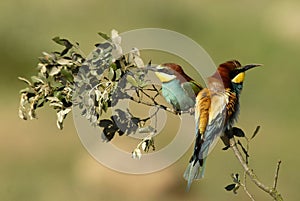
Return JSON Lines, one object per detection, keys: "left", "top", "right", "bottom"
{"left": 1, "top": 0, "right": 300, "bottom": 200}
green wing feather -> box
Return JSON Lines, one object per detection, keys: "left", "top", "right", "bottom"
{"left": 182, "top": 80, "right": 203, "bottom": 98}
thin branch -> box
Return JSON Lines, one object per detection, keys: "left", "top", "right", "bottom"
{"left": 244, "top": 136, "right": 250, "bottom": 165}
{"left": 241, "top": 165, "right": 255, "bottom": 201}
{"left": 241, "top": 136, "right": 255, "bottom": 200}
{"left": 139, "top": 88, "right": 162, "bottom": 107}
{"left": 229, "top": 137, "right": 283, "bottom": 201}
{"left": 273, "top": 160, "right": 282, "bottom": 190}
{"left": 128, "top": 95, "right": 177, "bottom": 114}
{"left": 138, "top": 87, "right": 193, "bottom": 115}
{"left": 139, "top": 107, "right": 160, "bottom": 123}
{"left": 124, "top": 86, "right": 179, "bottom": 115}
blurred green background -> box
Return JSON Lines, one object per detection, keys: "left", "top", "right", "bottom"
{"left": 1, "top": 0, "right": 300, "bottom": 200}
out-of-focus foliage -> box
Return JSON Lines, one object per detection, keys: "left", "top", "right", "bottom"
{"left": 18, "top": 37, "right": 83, "bottom": 129}
{"left": 18, "top": 30, "right": 169, "bottom": 158}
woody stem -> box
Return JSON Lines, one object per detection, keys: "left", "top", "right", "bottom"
{"left": 229, "top": 137, "right": 283, "bottom": 201}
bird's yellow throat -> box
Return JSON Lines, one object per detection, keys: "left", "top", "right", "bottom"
{"left": 231, "top": 72, "right": 245, "bottom": 84}
{"left": 155, "top": 72, "right": 177, "bottom": 83}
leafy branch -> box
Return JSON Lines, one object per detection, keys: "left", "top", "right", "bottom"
{"left": 18, "top": 37, "right": 83, "bottom": 129}
{"left": 18, "top": 30, "right": 177, "bottom": 156}
{"left": 225, "top": 127, "right": 283, "bottom": 201}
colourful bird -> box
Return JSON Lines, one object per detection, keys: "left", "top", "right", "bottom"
{"left": 183, "top": 60, "right": 261, "bottom": 190}
{"left": 153, "top": 63, "right": 203, "bottom": 113}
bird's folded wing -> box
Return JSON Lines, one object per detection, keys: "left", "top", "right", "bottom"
{"left": 197, "top": 89, "right": 228, "bottom": 158}
{"left": 182, "top": 80, "right": 203, "bottom": 99}
{"left": 195, "top": 88, "right": 210, "bottom": 135}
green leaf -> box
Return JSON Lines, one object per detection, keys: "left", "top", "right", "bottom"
{"left": 31, "top": 76, "right": 44, "bottom": 84}
{"left": 138, "top": 79, "right": 148, "bottom": 88}
{"left": 56, "top": 108, "right": 71, "bottom": 130}
{"left": 99, "top": 119, "right": 113, "bottom": 127}
{"left": 231, "top": 173, "right": 240, "bottom": 183}
{"left": 103, "top": 125, "right": 118, "bottom": 141}
{"left": 52, "top": 37, "right": 73, "bottom": 56}
{"left": 57, "top": 58, "right": 72, "bottom": 65}
{"left": 110, "top": 63, "right": 117, "bottom": 70}
{"left": 232, "top": 127, "right": 245, "bottom": 137}
{"left": 19, "top": 87, "right": 34, "bottom": 94}
{"left": 47, "top": 97, "right": 61, "bottom": 103}
{"left": 36, "top": 98, "right": 45, "bottom": 108}
{"left": 251, "top": 125, "right": 260, "bottom": 139}
{"left": 115, "top": 69, "right": 122, "bottom": 80}
{"left": 18, "top": 108, "right": 27, "bottom": 120}
{"left": 28, "top": 108, "right": 36, "bottom": 120}
{"left": 60, "top": 68, "right": 74, "bottom": 83}
{"left": 49, "top": 102, "right": 63, "bottom": 108}
{"left": 126, "top": 75, "right": 138, "bottom": 87}
{"left": 52, "top": 37, "right": 73, "bottom": 48}
{"left": 98, "top": 32, "right": 110, "bottom": 40}
{"left": 225, "top": 184, "right": 236, "bottom": 191}
{"left": 49, "top": 67, "right": 61, "bottom": 76}
{"left": 107, "top": 67, "right": 115, "bottom": 80}
{"left": 54, "top": 91, "right": 63, "bottom": 100}
{"left": 18, "top": 77, "right": 32, "bottom": 86}
{"left": 102, "top": 101, "right": 108, "bottom": 113}
{"left": 49, "top": 80, "right": 64, "bottom": 89}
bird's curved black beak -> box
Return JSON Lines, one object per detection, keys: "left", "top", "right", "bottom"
{"left": 243, "top": 64, "right": 262, "bottom": 71}
{"left": 146, "top": 66, "right": 158, "bottom": 72}
{"left": 236, "top": 64, "right": 262, "bottom": 73}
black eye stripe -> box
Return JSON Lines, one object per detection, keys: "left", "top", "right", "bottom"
{"left": 158, "top": 68, "right": 174, "bottom": 75}
{"left": 230, "top": 71, "right": 238, "bottom": 79}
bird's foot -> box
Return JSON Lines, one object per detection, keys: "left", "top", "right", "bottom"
{"left": 188, "top": 107, "right": 195, "bottom": 115}
{"left": 174, "top": 110, "right": 182, "bottom": 115}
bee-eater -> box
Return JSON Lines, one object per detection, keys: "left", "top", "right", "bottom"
{"left": 153, "top": 63, "right": 203, "bottom": 112}
{"left": 183, "top": 60, "right": 261, "bottom": 190}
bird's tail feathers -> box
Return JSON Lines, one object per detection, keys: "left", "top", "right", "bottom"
{"left": 183, "top": 158, "right": 206, "bottom": 191}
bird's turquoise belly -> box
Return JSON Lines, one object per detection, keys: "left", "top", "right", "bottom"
{"left": 162, "top": 80, "right": 195, "bottom": 111}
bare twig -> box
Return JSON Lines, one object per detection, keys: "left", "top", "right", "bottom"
{"left": 128, "top": 94, "right": 177, "bottom": 114}
{"left": 138, "top": 107, "right": 160, "bottom": 124}
{"left": 273, "top": 160, "right": 282, "bottom": 190}
{"left": 240, "top": 181, "right": 255, "bottom": 201}
{"left": 124, "top": 86, "right": 181, "bottom": 115}
{"left": 241, "top": 167, "right": 255, "bottom": 201}
{"left": 241, "top": 136, "right": 255, "bottom": 200}
{"left": 229, "top": 137, "right": 283, "bottom": 201}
